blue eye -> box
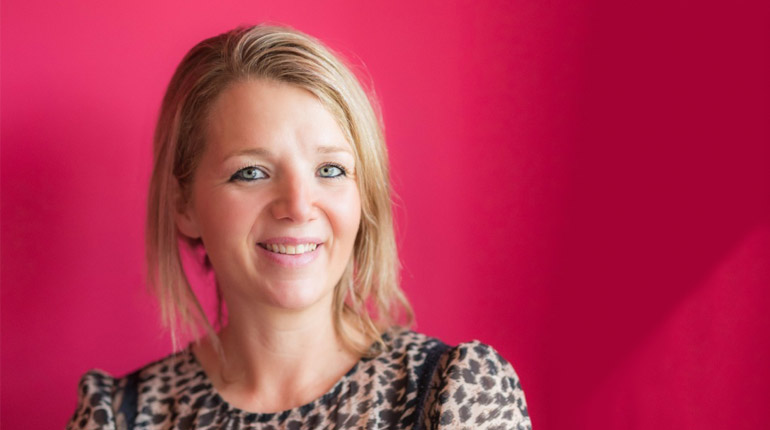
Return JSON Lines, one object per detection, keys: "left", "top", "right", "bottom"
{"left": 318, "top": 164, "right": 345, "bottom": 178}
{"left": 231, "top": 166, "right": 267, "bottom": 181}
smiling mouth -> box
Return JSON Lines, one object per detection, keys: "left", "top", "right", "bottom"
{"left": 258, "top": 242, "right": 319, "bottom": 255}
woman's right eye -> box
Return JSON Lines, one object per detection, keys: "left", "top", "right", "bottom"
{"left": 230, "top": 166, "right": 267, "bottom": 181}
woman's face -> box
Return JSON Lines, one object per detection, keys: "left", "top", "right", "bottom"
{"left": 176, "top": 79, "right": 361, "bottom": 314}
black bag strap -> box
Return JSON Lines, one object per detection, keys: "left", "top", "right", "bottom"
{"left": 414, "top": 340, "right": 452, "bottom": 430}
{"left": 116, "top": 369, "right": 140, "bottom": 430}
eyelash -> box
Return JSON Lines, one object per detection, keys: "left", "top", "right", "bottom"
{"left": 229, "top": 163, "right": 348, "bottom": 182}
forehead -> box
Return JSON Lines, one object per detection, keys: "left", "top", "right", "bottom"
{"left": 204, "top": 79, "right": 353, "bottom": 157}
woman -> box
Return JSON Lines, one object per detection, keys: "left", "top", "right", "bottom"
{"left": 67, "top": 24, "right": 531, "bottom": 430}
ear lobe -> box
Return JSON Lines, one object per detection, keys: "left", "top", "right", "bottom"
{"left": 174, "top": 206, "right": 201, "bottom": 239}
{"left": 172, "top": 181, "right": 202, "bottom": 240}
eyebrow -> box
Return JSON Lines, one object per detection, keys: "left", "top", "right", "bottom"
{"left": 316, "top": 145, "right": 354, "bottom": 155}
{"left": 223, "top": 148, "right": 274, "bottom": 161}
{"left": 223, "top": 145, "right": 353, "bottom": 161}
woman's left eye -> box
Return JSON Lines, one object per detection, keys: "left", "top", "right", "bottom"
{"left": 318, "top": 164, "right": 345, "bottom": 178}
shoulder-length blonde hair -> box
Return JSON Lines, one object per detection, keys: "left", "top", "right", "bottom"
{"left": 146, "top": 24, "right": 412, "bottom": 356}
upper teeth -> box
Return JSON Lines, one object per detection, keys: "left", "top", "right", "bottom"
{"left": 264, "top": 243, "right": 318, "bottom": 255}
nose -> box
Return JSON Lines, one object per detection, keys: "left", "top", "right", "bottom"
{"left": 270, "top": 171, "right": 314, "bottom": 223}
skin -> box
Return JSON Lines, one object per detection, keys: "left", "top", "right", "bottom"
{"left": 175, "top": 78, "right": 364, "bottom": 413}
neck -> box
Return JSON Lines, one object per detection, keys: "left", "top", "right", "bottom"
{"left": 194, "top": 294, "right": 365, "bottom": 413}
{"left": 220, "top": 298, "right": 346, "bottom": 380}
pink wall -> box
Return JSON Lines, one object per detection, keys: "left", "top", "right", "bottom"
{"left": 2, "top": 1, "right": 769, "bottom": 429}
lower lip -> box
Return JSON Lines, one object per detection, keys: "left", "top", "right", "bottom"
{"left": 257, "top": 243, "right": 322, "bottom": 267}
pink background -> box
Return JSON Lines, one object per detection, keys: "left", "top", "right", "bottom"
{"left": 2, "top": 1, "right": 769, "bottom": 429}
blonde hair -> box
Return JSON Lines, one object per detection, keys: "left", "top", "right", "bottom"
{"left": 146, "top": 24, "right": 413, "bottom": 356}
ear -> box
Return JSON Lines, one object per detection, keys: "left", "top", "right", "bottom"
{"left": 172, "top": 179, "right": 202, "bottom": 240}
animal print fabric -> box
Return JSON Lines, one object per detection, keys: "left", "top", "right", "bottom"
{"left": 67, "top": 329, "right": 531, "bottom": 429}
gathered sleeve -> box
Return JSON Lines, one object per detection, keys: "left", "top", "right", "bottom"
{"left": 425, "top": 341, "right": 532, "bottom": 429}
{"left": 66, "top": 370, "right": 119, "bottom": 430}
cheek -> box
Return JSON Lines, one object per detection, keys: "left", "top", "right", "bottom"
{"left": 195, "top": 190, "right": 259, "bottom": 245}
{"left": 331, "top": 186, "right": 362, "bottom": 244}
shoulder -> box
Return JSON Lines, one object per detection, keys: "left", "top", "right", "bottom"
{"left": 376, "top": 328, "right": 452, "bottom": 381}
{"left": 442, "top": 341, "right": 526, "bottom": 398}
{"left": 382, "top": 327, "right": 449, "bottom": 355}
{"left": 427, "top": 339, "right": 532, "bottom": 430}
{"left": 67, "top": 349, "right": 195, "bottom": 430}
{"left": 67, "top": 369, "right": 118, "bottom": 429}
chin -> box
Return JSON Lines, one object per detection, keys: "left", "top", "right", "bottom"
{"left": 262, "top": 280, "right": 334, "bottom": 312}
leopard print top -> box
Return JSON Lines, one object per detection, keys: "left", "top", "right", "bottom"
{"left": 67, "top": 329, "right": 531, "bottom": 429}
